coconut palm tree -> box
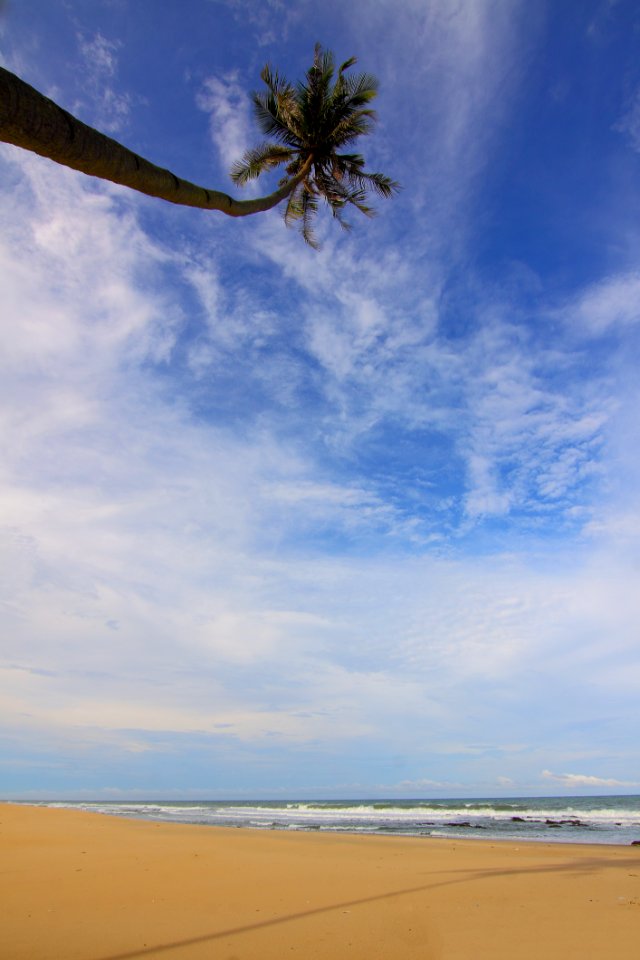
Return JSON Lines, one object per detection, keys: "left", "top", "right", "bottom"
{"left": 0, "top": 64, "right": 309, "bottom": 219}
{"left": 0, "top": 46, "right": 397, "bottom": 243}
{"left": 231, "top": 43, "right": 399, "bottom": 246}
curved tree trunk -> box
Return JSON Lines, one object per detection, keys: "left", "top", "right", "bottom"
{"left": 0, "top": 66, "right": 310, "bottom": 216}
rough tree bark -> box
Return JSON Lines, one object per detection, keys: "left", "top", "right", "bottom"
{"left": 0, "top": 66, "right": 311, "bottom": 216}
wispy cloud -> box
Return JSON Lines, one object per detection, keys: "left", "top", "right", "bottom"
{"left": 562, "top": 272, "right": 640, "bottom": 334}
{"left": 542, "top": 770, "right": 638, "bottom": 788}
{"left": 346, "top": 0, "right": 539, "bottom": 237}
{"left": 209, "top": 0, "right": 306, "bottom": 47}
{"left": 614, "top": 85, "right": 640, "bottom": 152}
{"left": 238, "top": 215, "right": 613, "bottom": 531}
{"left": 75, "top": 33, "right": 131, "bottom": 133}
{"left": 197, "top": 71, "right": 254, "bottom": 179}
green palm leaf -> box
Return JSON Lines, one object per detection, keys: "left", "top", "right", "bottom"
{"left": 230, "top": 142, "right": 294, "bottom": 185}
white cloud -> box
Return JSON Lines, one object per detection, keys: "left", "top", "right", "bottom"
{"left": 542, "top": 770, "right": 638, "bottom": 788}
{"left": 197, "top": 72, "right": 254, "bottom": 178}
{"left": 75, "top": 33, "right": 131, "bottom": 133}
{"left": 457, "top": 318, "right": 610, "bottom": 521}
{"left": 0, "top": 667, "right": 373, "bottom": 744}
{"left": 211, "top": 0, "right": 305, "bottom": 46}
{"left": 614, "top": 86, "right": 640, "bottom": 152}
{"left": 239, "top": 208, "right": 613, "bottom": 530}
{"left": 394, "top": 778, "right": 452, "bottom": 791}
{"left": 565, "top": 272, "right": 640, "bottom": 334}
{"left": 0, "top": 150, "right": 447, "bottom": 753}
{"left": 78, "top": 32, "right": 119, "bottom": 77}
{"left": 346, "top": 0, "right": 538, "bottom": 236}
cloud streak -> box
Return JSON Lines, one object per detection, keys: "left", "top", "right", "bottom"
{"left": 75, "top": 32, "right": 132, "bottom": 133}
{"left": 542, "top": 771, "right": 639, "bottom": 789}
{"left": 197, "top": 72, "right": 254, "bottom": 179}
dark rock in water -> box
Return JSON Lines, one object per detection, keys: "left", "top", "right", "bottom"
{"left": 546, "top": 822, "right": 562, "bottom": 828}
{"left": 445, "top": 821, "right": 486, "bottom": 830}
{"left": 631, "top": 840, "right": 640, "bottom": 846}
{"left": 544, "top": 818, "right": 583, "bottom": 827}
{"left": 511, "top": 816, "right": 526, "bottom": 822}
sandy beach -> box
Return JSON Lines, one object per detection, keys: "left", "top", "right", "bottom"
{"left": 1, "top": 803, "right": 639, "bottom": 959}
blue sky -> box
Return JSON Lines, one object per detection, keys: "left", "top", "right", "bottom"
{"left": 1, "top": 0, "right": 640, "bottom": 800}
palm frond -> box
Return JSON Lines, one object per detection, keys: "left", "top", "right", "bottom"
{"left": 283, "top": 182, "right": 304, "bottom": 226}
{"left": 300, "top": 187, "right": 320, "bottom": 248}
{"left": 230, "top": 142, "right": 293, "bottom": 185}
{"left": 252, "top": 91, "right": 301, "bottom": 145}
{"left": 342, "top": 72, "right": 379, "bottom": 104}
{"left": 282, "top": 183, "right": 320, "bottom": 248}
{"left": 332, "top": 154, "right": 400, "bottom": 198}
{"left": 251, "top": 66, "right": 302, "bottom": 145}
{"left": 328, "top": 111, "right": 376, "bottom": 146}
{"left": 337, "top": 56, "right": 358, "bottom": 76}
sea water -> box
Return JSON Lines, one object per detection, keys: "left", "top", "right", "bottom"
{"left": 36, "top": 796, "right": 640, "bottom": 845}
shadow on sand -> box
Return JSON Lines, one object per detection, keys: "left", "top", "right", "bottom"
{"left": 92, "top": 851, "right": 640, "bottom": 960}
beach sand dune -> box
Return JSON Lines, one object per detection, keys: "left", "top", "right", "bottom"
{"left": 1, "top": 803, "right": 639, "bottom": 959}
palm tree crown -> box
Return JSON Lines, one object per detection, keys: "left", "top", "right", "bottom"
{"left": 231, "top": 44, "right": 399, "bottom": 246}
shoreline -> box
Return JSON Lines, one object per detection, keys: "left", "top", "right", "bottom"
{"left": 6, "top": 798, "right": 639, "bottom": 848}
{"left": 2, "top": 802, "right": 639, "bottom": 959}
{"left": 11, "top": 794, "right": 640, "bottom": 847}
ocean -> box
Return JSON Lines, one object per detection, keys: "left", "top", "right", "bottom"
{"left": 37, "top": 796, "right": 640, "bottom": 845}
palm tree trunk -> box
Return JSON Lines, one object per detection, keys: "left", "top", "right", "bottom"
{"left": 0, "top": 66, "right": 310, "bottom": 217}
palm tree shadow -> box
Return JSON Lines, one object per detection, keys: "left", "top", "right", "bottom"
{"left": 93, "top": 852, "right": 640, "bottom": 960}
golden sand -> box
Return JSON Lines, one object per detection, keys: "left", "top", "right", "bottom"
{"left": 1, "top": 802, "right": 639, "bottom": 959}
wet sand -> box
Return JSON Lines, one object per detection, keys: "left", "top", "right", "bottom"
{"left": 1, "top": 802, "right": 639, "bottom": 959}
